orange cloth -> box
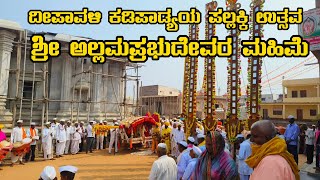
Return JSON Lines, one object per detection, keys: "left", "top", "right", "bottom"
{"left": 22, "top": 128, "right": 27, "bottom": 139}
{"left": 29, "top": 128, "right": 36, "bottom": 137}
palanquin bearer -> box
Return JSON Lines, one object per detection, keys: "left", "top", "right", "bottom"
{"left": 95, "top": 120, "right": 104, "bottom": 150}
{"left": 25, "top": 122, "right": 39, "bottom": 162}
{"left": 103, "top": 121, "right": 108, "bottom": 149}
{"left": 151, "top": 122, "right": 161, "bottom": 153}
{"left": 42, "top": 122, "right": 54, "bottom": 160}
{"left": 10, "top": 119, "right": 27, "bottom": 166}
{"left": 55, "top": 119, "right": 67, "bottom": 158}
{"left": 161, "top": 121, "right": 172, "bottom": 154}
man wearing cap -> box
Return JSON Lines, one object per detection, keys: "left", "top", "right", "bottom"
{"left": 177, "top": 141, "right": 188, "bottom": 163}
{"left": 39, "top": 166, "right": 57, "bottom": 180}
{"left": 182, "top": 146, "right": 202, "bottom": 180}
{"left": 50, "top": 118, "right": 58, "bottom": 154}
{"left": 70, "top": 122, "right": 81, "bottom": 155}
{"left": 305, "top": 124, "right": 316, "bottom": 164}
{"left": 79, "top": 121, "right": 86, "bottom": 152}
{"left": 56, "top": 119, "right": 67, "bottom": 158}
{"left": 10, "top": 119, "right": 27, "bottom": 166}
{"left": 95, "top": 120, "right": 104, "bottom": 150}
{"left": 237, "top": 133, "right": 253, "bottom": 180}
{"left": 109, "top": 121, "right": 119, "bottom": 154}
{"left": 284, "top": 115, "right": 300, "bottom": 164}
{"left": 177, "top": 137, "right": 194, "bottom": 180}
{"left": 86, "top": 120, "right": 94, "bottom": 153}
{"left": 161, "top": 121, "right": 172, "bottom": 154}
{"left": 197, "top": 134, "right": 205, "bottom": 152}
{"left": 42, "top": 122, "right": 54, "bottom": 160}
{"left": 149, "top": 143, "right": 177, "bottom": 180}
{"left": 25, "top": 122, "right": 39, "bottom": 162}
{"left": 59, "top": 165, "right": 78, "bottom": 180}
{"left": 64, "top": 121, "right": 72, "bottom": 155}
{"left": 171, "top": 123, "right": 185, "bottom": 158}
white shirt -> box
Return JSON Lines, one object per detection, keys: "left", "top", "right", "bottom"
{"left": 42, "top": 127, "right": 53, "bottom": 144}
{"left": 65, "top": 126, "right": 72, "bottom": 141}
{"left": 110, "top": 128, "right": 119, "bottom": 139}
{"left": 173, "top": 129, "right": 185, "bottom": 143}
{"left": 50, "top": 123, "right": 59, "bottom": 139}
{"left": 305, "top": 128, "right": 316, "bottom": 145}
{"left": 87, "top": 124, "right": 94, "bottom": 137}
{"left": 27, "top": 128, "right": 39, "bottom": 145}
{"left": 11, "top": 127, "right": 25, "bottom": 143}
{"left": 55, "top": 124, "right": 67, "bottom": 142}
{"left": 149, "top": 155, "right": 177, "bottom": 180}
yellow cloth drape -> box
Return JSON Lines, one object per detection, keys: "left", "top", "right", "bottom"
{"left": 245, "top": 136, "right": 300, "bottom": 180}
{"left": 161, "top": 127, "right": 171, "bottom": 154}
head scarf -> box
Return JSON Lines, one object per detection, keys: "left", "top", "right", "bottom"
{"left": 193, "top": 131, "right": 225, "bottom": 179}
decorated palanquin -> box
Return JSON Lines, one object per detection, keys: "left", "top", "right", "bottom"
{"left": 121, "top": 112, "right": 158, "bottom": 149}
{"left": 0, "top": 140, "right": 13, "bottom": 161}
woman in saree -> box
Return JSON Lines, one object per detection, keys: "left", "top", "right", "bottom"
{"left": 191, "top": 131, "right": 239, "bottom": 180}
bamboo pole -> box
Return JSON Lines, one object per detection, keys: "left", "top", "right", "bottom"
{"left": 86, "top": 65, "right": 92, "bottom": 121}
{"left": 30, "top": 61, "right": 36, "bottom": 124}
{"left": 76, "top": 58, "right": 84, "bottom": 121}
{"left": 18, "top": 30, "right": 28, "bottom": 121}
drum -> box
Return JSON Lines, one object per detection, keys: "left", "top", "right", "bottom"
{"left": 22, "top": 138, "right": 32, "bottom": 144}
{"left": 0, "top": 140, "right": 11, "bottom": 148}
{"left": 13, "top": 142, "right": 23, "bottom": 148}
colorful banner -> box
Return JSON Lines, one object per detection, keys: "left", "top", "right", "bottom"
{"left": 298, "top": 8, "right": 320, "bottom": 51}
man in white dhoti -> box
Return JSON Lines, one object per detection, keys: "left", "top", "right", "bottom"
{"left": 64, "top": 121, "right": 72, "bottom": 154}
{"left": 171, "top": 123, "right": 185, "bottom": 158}
{"left": 42, "top": 122, "right": 54, "bottom": 160}
{"left": 170, "top": 123, "right": 178, "bottom": 157}
{"left": 109, "top": 122, "right": 119, "bottom": 154}
{"left": 55, "top": 119, "right": 67, "bottom": 158}
{"left": 10, "top": 120, "right": 27, "bottom": 166}
{"left": 71, "top": 123, "right": 81, "bottom": 155}
{"left": 149, "top": 143, "right": 177, "bottom": 180}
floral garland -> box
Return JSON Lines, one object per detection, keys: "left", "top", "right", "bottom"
{"left": 225, "top": 0, "right": 242, "bottom": 140}
{"left": 247, "top": 0, "right": 264, "bottom": 125}
{"left": 185, "top": 23, "right": 199, "bottom": 138}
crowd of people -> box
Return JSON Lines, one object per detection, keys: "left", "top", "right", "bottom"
{"left": 148, "top": 115, "right": 320, "bottom": 180}
{"left": 1, "top": 115, "right": 320, "bottom": 179}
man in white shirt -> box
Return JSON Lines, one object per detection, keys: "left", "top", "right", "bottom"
{"left": 149, "top": 143, "right": 177, "bottom": 180}
{"left": 109, "top": 122, "right": 119, "bottom": 154}
{"left": 10, "top": 120, "right": 27, "bottom": 166}
{"left": 42, "top": 122, "right": 54, "bottom": 160}
{"left": 306, "top": 124, "right": 316, "bottom": 164}
{"left": 171, "top": 123, "right": 185, "bottom": 158}
{"left": 25, "top": 122, "right": 39, "bottom": 162}
{"left": 56, "top": 119, "right": 67, "bottom": 158}
{"left": 86, "top": 120, "right": 94, "bottom": 154}
{"left": 64, "top": 121, "right": 72, "bottom": 154}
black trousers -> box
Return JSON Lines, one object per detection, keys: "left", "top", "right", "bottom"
{"left": 316, "top": 145, "right": 320, "bottom": 168}
{"left": 306, "top": 144, "right": 314, "bottom": 164}
{"left": 86, "top": 137, "right": 94, "bottom": 153}
{"left": 287, "top": 144, "right": 298, "bottom": 164}
{"left": 79, "top": 138, "right": 84, "bottom": 152}
{"left": 25, "top": 145, "right": 36, "bottom": 161}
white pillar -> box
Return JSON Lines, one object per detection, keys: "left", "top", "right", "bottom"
{"left": 91, "top": 64, "right": 102, "bottom": 112}
{"left": 59, "top": 52, "right": 72, "bottom": 111}
{"left": 0, "top": 30, "right": 16, "bottom": 110}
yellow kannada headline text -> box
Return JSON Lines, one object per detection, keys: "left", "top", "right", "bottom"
{"left": 28, "top": 8, "right": 102, "bottom": 24}
{"left": 108, "top": 8, "right": 201, "bottom": 32}
{"left": 27, "top": 7, "right": 303, "bottom": 32}
{"left": 30, "top": 35, "right": 309, "bottom": 63}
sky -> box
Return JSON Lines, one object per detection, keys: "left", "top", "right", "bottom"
{"left": 0, "top": 0, "right": 318, "bottom": 98}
